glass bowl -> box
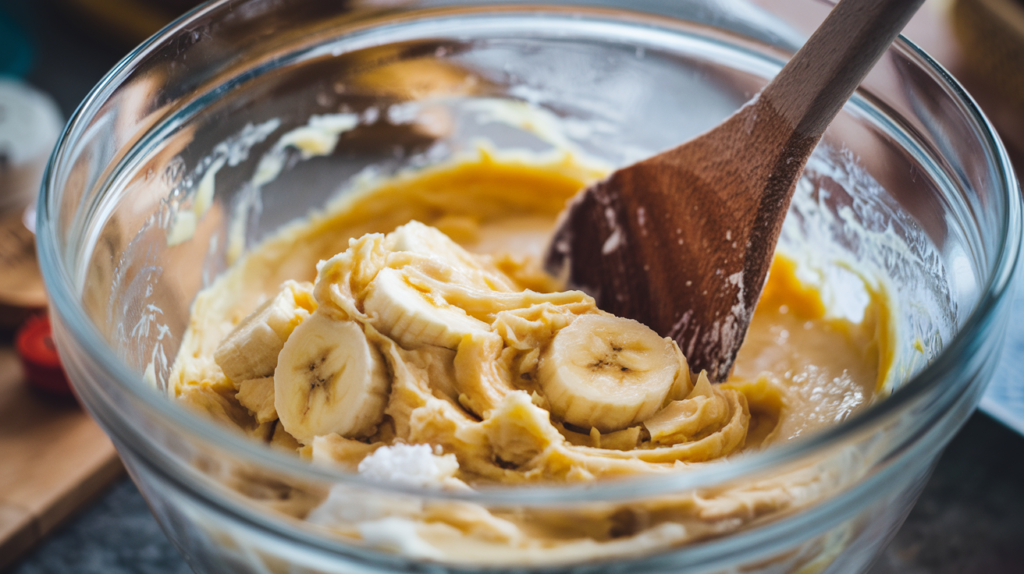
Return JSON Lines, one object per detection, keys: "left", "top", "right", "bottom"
{"left": 38, "top": 0, "right": 1021, "bottom": 572}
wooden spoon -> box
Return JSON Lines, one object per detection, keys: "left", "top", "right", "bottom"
{"left": 545, "top": 0, "right": 925, "bottom": 382}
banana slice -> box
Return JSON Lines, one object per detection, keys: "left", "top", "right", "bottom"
{"left": 214, "top": 281, "right": 316, "bottom": 382}
{"left": 363, "top": 267, "right": 490, "bottom": 349}
{"left": 390, "top": 221, "right": 472, "bottom": 264}
{"left": 236, "top": 376, "right": 277, "bottom": 423}
{"left": 388, "top": 221, "right": 515, "bottom": 291}
{"left": 275, "top": 310, "right": 390, "bottom": 443}
{"left": 537, "top": 314, "right": 681, "bottom": 433}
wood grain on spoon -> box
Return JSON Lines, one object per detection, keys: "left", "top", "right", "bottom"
{"left": 545, "top": 0, "right": 926, "bottom": 382}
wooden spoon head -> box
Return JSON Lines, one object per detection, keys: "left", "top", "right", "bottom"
{"left": 545, "top": 101, "right": 814, "bottom": 382}
{"left": 545, "top": 0, "right": 928, "bottom": 381}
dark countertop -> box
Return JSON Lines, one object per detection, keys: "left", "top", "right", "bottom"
{"left": 10, "top": 479, "right": 191, "bottom": 574}
{"left": 3, "top": 1, "right": 1024, "bottom": 572}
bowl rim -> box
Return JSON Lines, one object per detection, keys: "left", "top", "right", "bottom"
{"left": 37, "top": 0, "right": 1023, "bottom": 505}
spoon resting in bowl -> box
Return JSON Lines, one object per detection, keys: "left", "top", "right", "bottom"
{"left": 545, "top": 0, "right": 926, "bottom": 382}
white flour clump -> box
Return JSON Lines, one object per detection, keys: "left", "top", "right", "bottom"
{"left": 307, "top": 444, "right": 466, "bottom": 559}
{"left": 357, "top": 443, "right": 463, "bottom": 489}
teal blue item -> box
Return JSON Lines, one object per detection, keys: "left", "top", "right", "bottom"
{"left": 0, "top": 9, "right": 33, "bottom": 77}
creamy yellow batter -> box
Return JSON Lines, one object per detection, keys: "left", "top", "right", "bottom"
{"left": 167, "top": 147, "right": 892, "bottom": 561}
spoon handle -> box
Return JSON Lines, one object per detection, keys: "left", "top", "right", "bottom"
{"left": 761, "top": 0, "right": 926, "bottom": 141}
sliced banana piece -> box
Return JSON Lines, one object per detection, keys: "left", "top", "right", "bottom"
{"left": 537, "top": 314, "right": 681, "bottom": 433}
{"left": 363, "top": 267, "right": 490, "bottom": 349}
{"left": 275, "top": 310, "right": 390, "bottom": 443}
{"left": 389, "top": 221, "right": 470, "bottom": 264}
{"left": 388, "top": 221, "right": 515, "bottom": 291}
{"left": 214, "top": 281, "right": 316, "bottom": 382}
{"left": 236, "top": 376, "right": 277, "bottom": 423}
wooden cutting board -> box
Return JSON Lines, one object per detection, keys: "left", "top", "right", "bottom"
{"left": 0, "top": 343, "right": 123, "bottom": 571}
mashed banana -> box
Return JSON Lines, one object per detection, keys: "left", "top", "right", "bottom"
{"left": 168, "top": 148, "right": 892, "bottom": 561}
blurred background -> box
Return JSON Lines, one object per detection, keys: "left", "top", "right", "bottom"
{"left": 0, "top": 0, "right": 202, "bottom": 115}
{"left": 3, "top": 0, "right": 1023, "bottom": 163}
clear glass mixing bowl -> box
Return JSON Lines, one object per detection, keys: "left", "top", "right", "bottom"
{"left": 38, "top": 0, "right": 1021, "bottom": 572}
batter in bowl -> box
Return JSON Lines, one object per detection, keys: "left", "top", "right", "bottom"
{"left": 167, "top": 146, "right": 893, "bottom": 560}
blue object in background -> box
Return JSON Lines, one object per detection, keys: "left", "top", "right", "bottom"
{"left": 0, "top": 8, "right": 33, "bottom": 77}
{"left": 981, "top": 256, "right": 1024, "bottom": 437}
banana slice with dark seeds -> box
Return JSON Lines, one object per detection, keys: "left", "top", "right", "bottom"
{"left": 538, "top": 314, "right": 681, "bottom": 433}
{"left": 275, "top": 310, "right": 390, "bottom": 443}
